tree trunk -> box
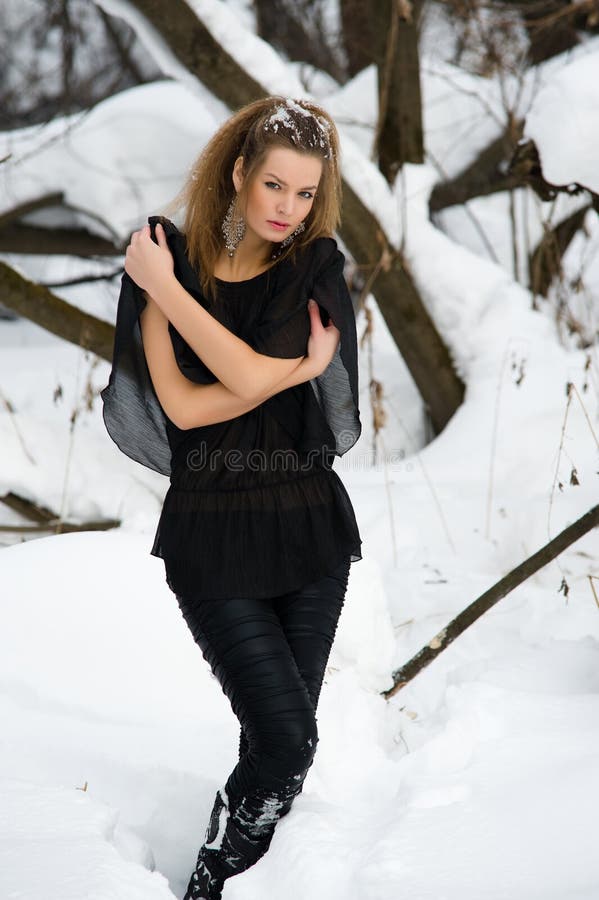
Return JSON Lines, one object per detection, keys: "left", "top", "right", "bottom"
{"left": 339, "top": 0, "right": 376, "bottom": 78}
{"left": 518, "top": 0, "right": 582, "bottom": 65}
{"left": 341, "top": 181, "right": 464, "bottom": 430}
{"left": 111, "top": 0, "right": 264, "bottom": 109}
{"left": 254, "top": 0, "right": 344, "bottom": 83}
{"left": 374, "top": 0, "right": 425, "bottom": 183}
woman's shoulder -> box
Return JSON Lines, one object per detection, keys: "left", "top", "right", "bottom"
{"left": 146, "top": 216, "right": 343, "bottom": 288}
{"left": 304, "top": 235, "right": 341, "bottom": 263}
{"left": 285, "top": 235, "right": 344, "bottom": 280}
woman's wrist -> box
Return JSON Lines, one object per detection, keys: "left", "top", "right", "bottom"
{"left": 260, "top": 357, "right": 314, "bottom": 400}
{"left": 146, "top": 271, "right": 176, "bottom": 307}
{"left": 142, "top": 291, "right": 169, "bottom": 326}
{"left": 297, "top": 356, "right": 319, "bottom": 381}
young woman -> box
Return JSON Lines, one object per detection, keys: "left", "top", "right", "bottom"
{"left": 101, "top": 96, "right": 363, "bottom": 899}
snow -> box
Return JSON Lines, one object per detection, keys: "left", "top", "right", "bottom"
{"left": 263, "top": 99, "right": 333, "bottom": 156}
{"left": 524, "top": 51, "right": 599, "bottom": 194}
{"left": 2, "top": 469, "right": 599, "bottom": 899}
{"left": 0, "top": 80, "right": 220, "bottom": 242}
{"left": 184, "top": 0, "right": 302, "bottom": 96}
{"left": 1, "top": 779, "right": 173, "bottom": 900}
{"left": 2, "top": 3, "right": 599, "bottom": 900}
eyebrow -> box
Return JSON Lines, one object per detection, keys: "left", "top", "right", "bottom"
{"left": 264, "top": 172, "right": 318, "bottom": 190}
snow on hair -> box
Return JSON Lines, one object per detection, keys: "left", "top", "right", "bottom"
{"left": 263, "top": 98, "right": 333, "bottom": 158}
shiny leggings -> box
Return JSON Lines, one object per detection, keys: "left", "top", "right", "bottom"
{"left": 176, "top": 555, "right": 351, "bottom": 897}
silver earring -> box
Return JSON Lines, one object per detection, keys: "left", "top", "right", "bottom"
{"left": 222, "top": 199, "right": 245, "bottom": 257}
{"left": 272, "top": 220, "right": 305, "bottom": 259}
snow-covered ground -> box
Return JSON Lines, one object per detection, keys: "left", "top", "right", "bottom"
{"left": 1, "top": 3, "right": 598, "bottom": 899}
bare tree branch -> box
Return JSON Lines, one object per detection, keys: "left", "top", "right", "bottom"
{"left": 0, "top": 491, "right": 120, "bottom": 533}
{"left": 0, "top": 223, "right": 122, "bottom": 256}
{"left": 0, "top": 490, "right": 56, "bottom": 523}
{"left": 42, "top": 267, "right": 123, "bottom": 289}
{"left": 530, "top": 203, "right": 592, "bottom": 297}
{"left": 254, "top": 0, "right": 345, "bottom": 83}
{"left": 115, "top": 0, "right": 264, "bottom": 109}
{"left": 0, "top": 192, "right": 65, "bottom": 228}
{"left": 430, "top": 121, "right": 524, "bottom": 213}
{"left": 97, "top": 5, "right": 147, "bottom": 83}
{"left": 509, "top": 137, "right": 598, "bottom": 203}
{"left": 0, "top": 260, "right": 114, "bottom": 361}
{"left": 383, "top": 502, "right": 599, "bottom": 699}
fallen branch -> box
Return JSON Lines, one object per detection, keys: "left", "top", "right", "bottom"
{"left": 0, "top": 261, "right": 115, "bottom": 361}
{"left": 0, "top": 491, "right": 120, "bottom": 534}
{"left": 530, "top": 203, "right": 591, "bottom": 297}
{"left": 508, "top": 138, "right": 598, "bottom": 204}
{"left": 0, "top": 520, "right": 120, "bottom": 534}
{"left": 0, "top": 222, "right": 122, "bottom": 256}
{"left": 429, "top": 121, "right": 524, "bottom": 213}
{"left": 0, "top": 491, "right": 55, "bottom": 523}
{"left": 0, "top": 192, "right": 65, "bottom": 228}
{"left": 383, "top": 503, "right": 599, "bottom": 699}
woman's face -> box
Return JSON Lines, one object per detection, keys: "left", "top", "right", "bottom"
{"left": 234, "top": 146, "right": 323, "bottom": 249}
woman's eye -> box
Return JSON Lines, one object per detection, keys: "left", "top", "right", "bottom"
{"left": 300, "top": 191, "right": 314, "bottom": 200}
{"left": 265, "top": 181, "right": 280, "bottom": 190}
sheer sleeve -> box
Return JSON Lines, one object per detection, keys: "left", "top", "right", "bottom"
{"left": 100, "top": 216, "right": 214, "bottom": 477}
{"left": 307, "top": 239, "right": 362, "bottom": 457}
{"left": 100, "top": 267, "right": 173, "bottom": 476}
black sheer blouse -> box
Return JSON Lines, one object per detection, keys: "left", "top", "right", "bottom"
{"left": 101, "top": 216, "right": 363, "bottom": 599}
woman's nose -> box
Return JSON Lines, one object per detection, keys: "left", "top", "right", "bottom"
{"left": 276, "top": 193, "right": 294, "bottom": 217}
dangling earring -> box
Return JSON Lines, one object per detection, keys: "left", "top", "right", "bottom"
{"left": 222, "top": 198, "right": 245, "bottom": 257}
{"left": 272, "top": 220, "right": 306, "bottom": 259}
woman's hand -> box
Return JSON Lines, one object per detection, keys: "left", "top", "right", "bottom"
{"left": 124, "top": 222, "right": 174, "bottom": 296}
{"left": 305, "top": 299, "right": 340, "bottom": 377}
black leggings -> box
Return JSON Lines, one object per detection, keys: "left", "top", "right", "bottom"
{"left": 176, "top": 555, "right": 351, "bottom": 897}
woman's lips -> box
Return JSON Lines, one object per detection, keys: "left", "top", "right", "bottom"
{"left": 267, "top": 220, "right": 289, "bottom": 232}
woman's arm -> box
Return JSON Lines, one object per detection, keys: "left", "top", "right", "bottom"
{"left": 154, "top": 277, "right": 304, "bottom": 403}
{"left": 183, "top": 356, "right": 315, "bottom": 429}
{"left": 126, "top": 224, "right": 305, "bottom": 403}
{"left": 139, "top": 296, "right": 321, "bottom": 430}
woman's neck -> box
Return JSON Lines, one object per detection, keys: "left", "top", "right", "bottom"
{"left": 213, "top": 234, "right": 272, "bottom": 282}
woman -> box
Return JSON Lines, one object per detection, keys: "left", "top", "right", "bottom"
{"left": 101, "top": 96, "right": 363, "bottom": 899}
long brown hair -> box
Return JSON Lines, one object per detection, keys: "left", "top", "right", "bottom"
{"left": 171, "top": 97, "right": 341, "bottom": 298}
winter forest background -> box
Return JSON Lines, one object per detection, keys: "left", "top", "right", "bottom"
{"left": 1, "top": 1, "right": 599, "bottom": 898}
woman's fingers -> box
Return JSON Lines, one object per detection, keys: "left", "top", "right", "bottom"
{"left": 308, "top": 299, "right": 338, "bottom": 331}
{"left": 307, "top": 299, "right": 319, "bottom": 319}
{"left": 155, "top": 222, "right": 167, "bottom": 246}
{"left": 130, "top": 224, "right": 153, "bottom": 246}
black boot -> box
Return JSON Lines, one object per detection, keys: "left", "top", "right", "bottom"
{"left": 182, "top": 850, "right": 225, "bottom": 900}
{"left": 183, "top": 785, "right": 275, "bottom": 899}
{"left": 183, "top": 789, "right": 228, "bottom": 900}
